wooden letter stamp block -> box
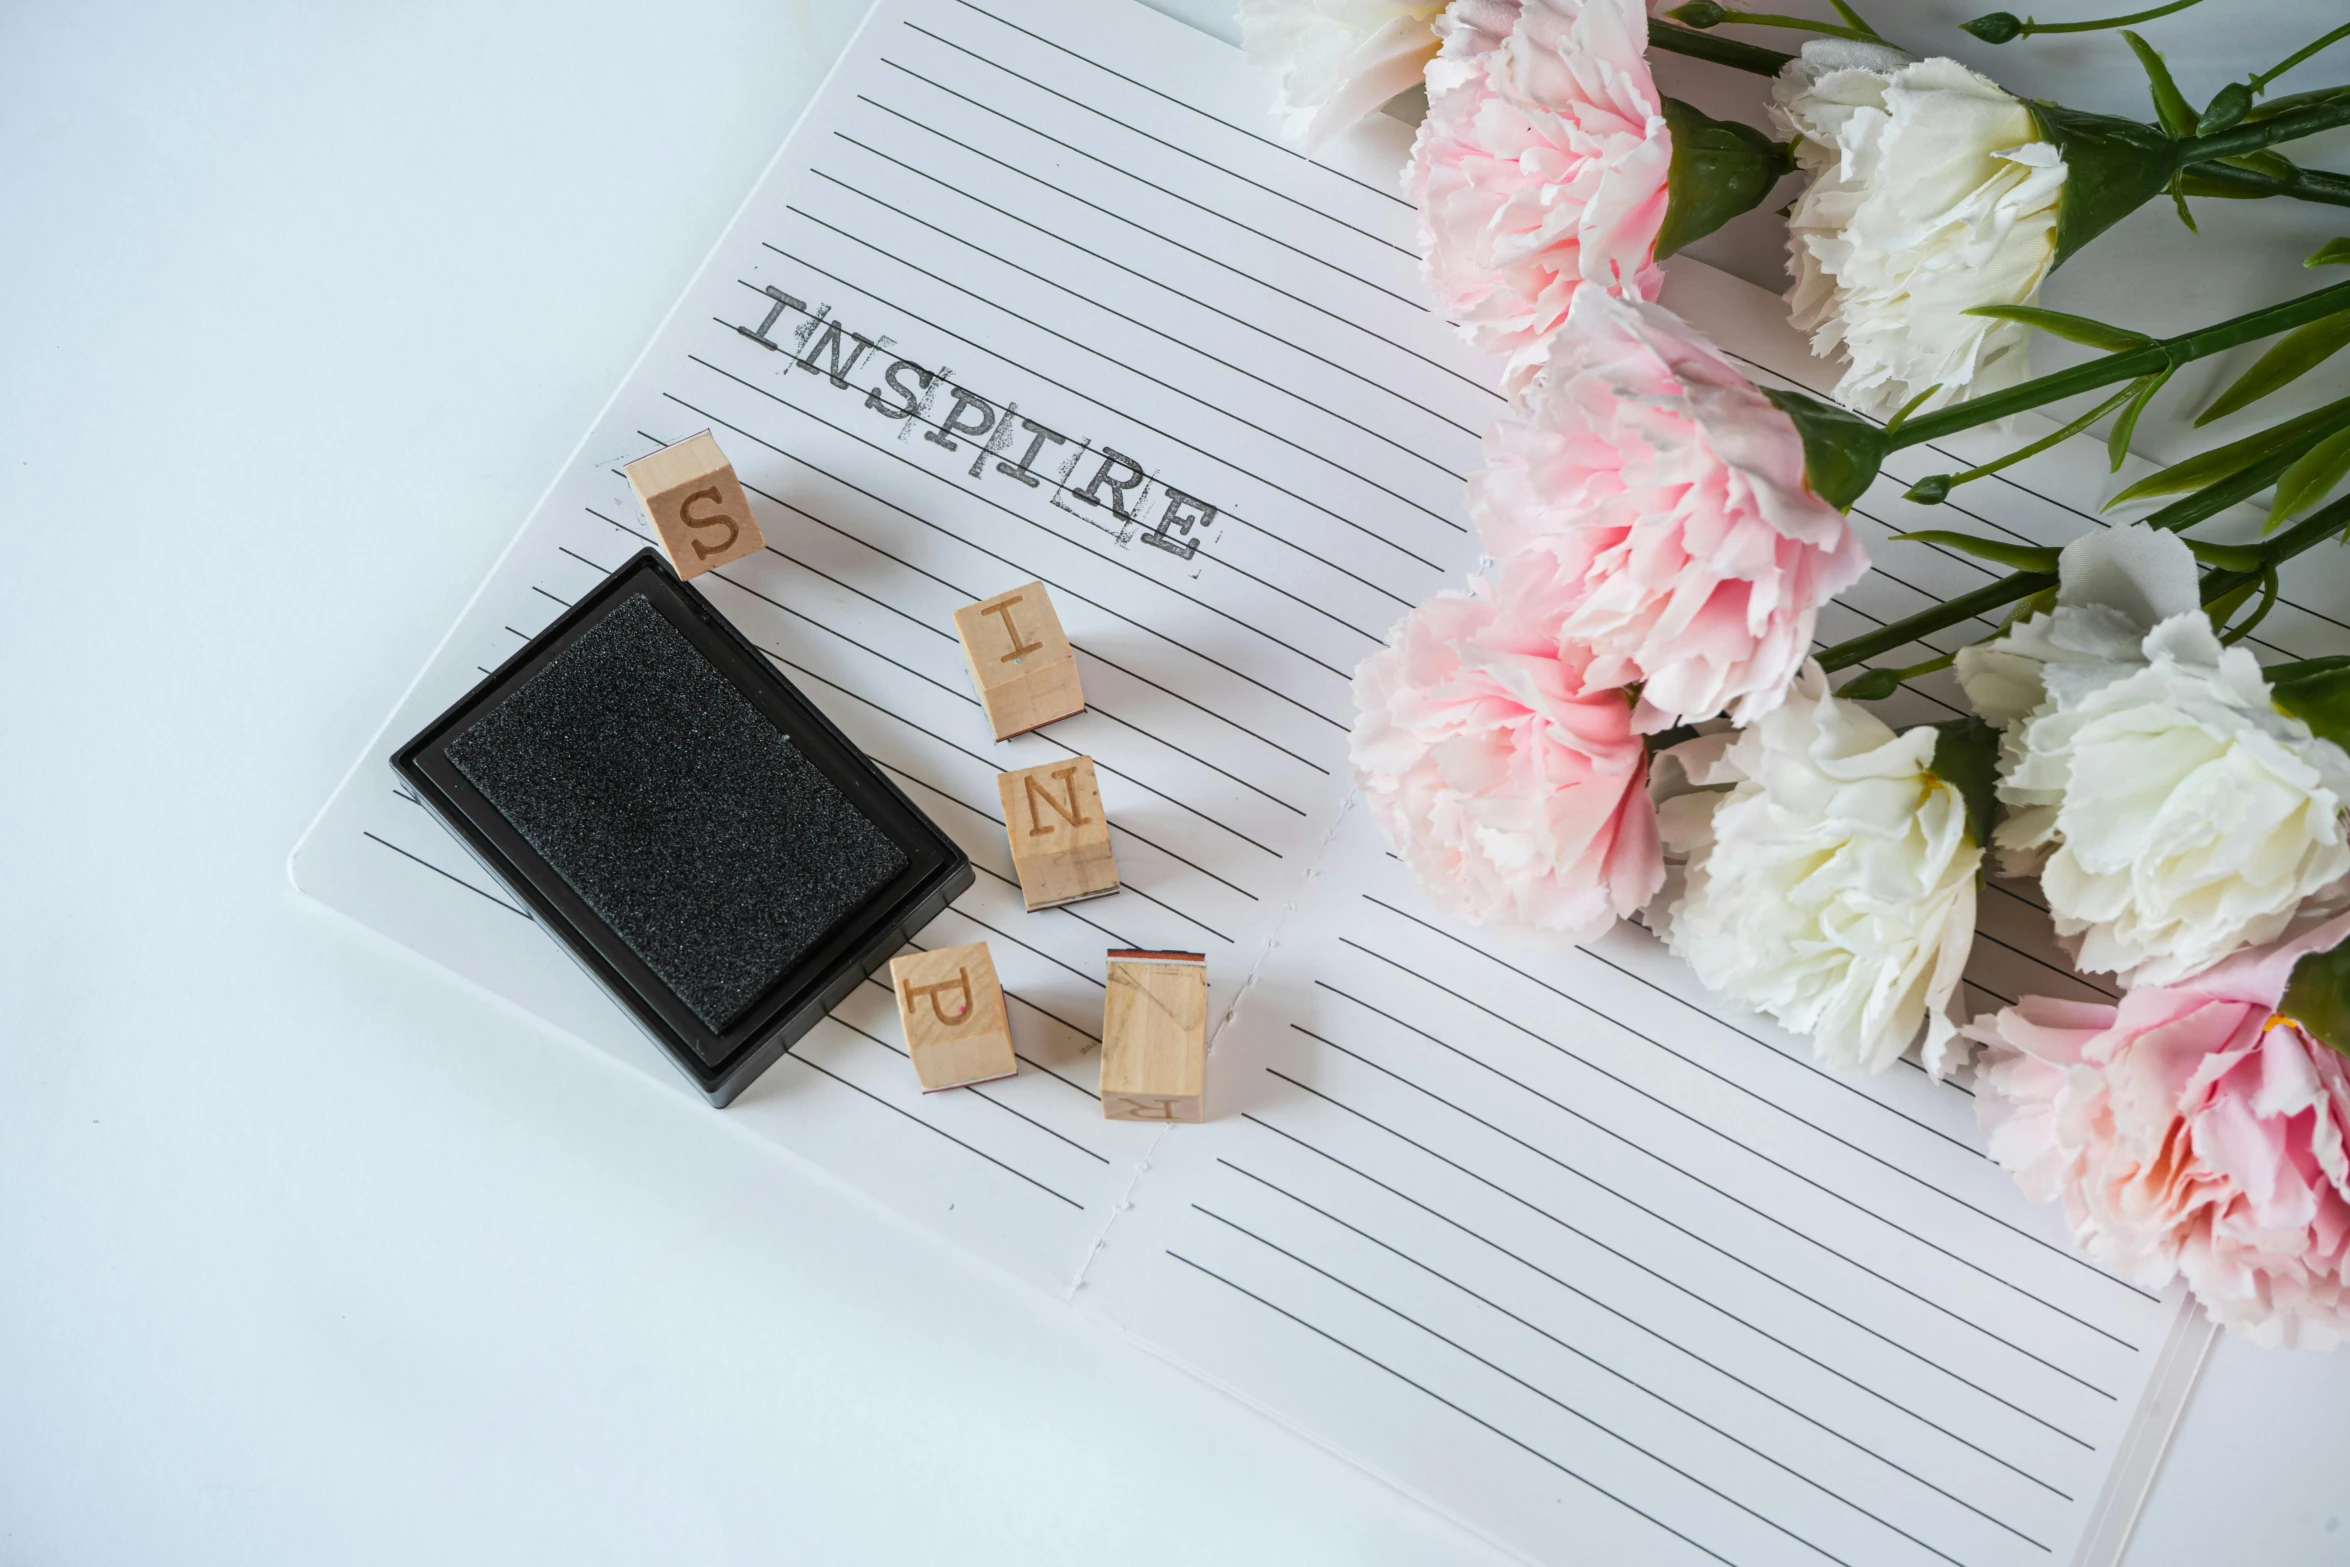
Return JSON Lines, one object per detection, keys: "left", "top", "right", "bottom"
{"left": 889, "top": 941, "right": 1016, "bottom": 1092}
{"left": 997, "top": 756, "right": 1119, "bottom": 911}
{"left": 624, "top": 430, "right": 766, "bottom": 580}
{"left": 953, "top": 581, "right": 1084, "bottom": 739}
{"left": 1100, "top": 950, "right": 1207, "bottom": 1123}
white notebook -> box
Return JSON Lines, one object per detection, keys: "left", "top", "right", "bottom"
{"left": 289, "top": 1, "right": 2314, "bottom": 1560}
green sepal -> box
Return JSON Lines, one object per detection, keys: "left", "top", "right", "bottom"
{"left": 1929, "top": 717, "right": 2003, "bottom": 850}
{"left": 1656, "top": 98, "right": 1798, "bottom": 260}
{"left": 1762, "top": 386, "right": 1886, "bottom": 510}
{"left": 1963, "top": 11, "right": 2025, "bottom": 43}
{"left": 2280, "top": 938, "right": 2350, "bottom": 1061}
{"left": 1893, "top": 531, "right": 2064, "bottom": 571}
{"left": 2122, "top": 31, "right": 2197, "bottom": 139}
{"left": 1963, "top": 303, "right": 2154, "bottom": 352}
{"left": 2029, "top": 101, "right": 2184, "bottom": 266}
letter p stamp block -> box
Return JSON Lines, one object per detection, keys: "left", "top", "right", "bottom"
{"left": 889, "top": 941, "right": 1016, "bottom": 1092}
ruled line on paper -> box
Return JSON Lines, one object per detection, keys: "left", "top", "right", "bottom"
{"left": 944, "top": 0, "right": 1421, "bottom": 215}
{"left": 1232, "top": 1106, "right": 2073, "bottom": 1507}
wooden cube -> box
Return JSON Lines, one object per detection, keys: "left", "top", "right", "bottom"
{"left": 889, "top": 941, "right": 1016, "bottom": 1092}
{"left": 624, "top": 430, "right": 766, "bottom": 580}
{"left": 954, "top": 581, "right": 1084, "bottom": 739}
{"left": 1100, "top": 950, "right": 1207, "bottom": 1122}
{"left": 997, "top": 756, "right": 1119, "bottom": 910}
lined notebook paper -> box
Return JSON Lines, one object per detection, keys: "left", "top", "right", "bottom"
{"left": 289, "top": 1, "right": 2324, "bottom": 1559}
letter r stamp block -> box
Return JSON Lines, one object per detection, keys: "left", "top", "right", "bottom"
{"left": 889, "top": 941, "right": 1016, "bottom": 1092}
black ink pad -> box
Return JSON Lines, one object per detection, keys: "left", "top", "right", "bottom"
{"left": 395, "top": 549, "right": 971, "bottom": 1105}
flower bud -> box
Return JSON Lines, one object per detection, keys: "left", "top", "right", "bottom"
{"left": 1669, "top": 0, "right": 1729, "bottom": 26}
{"left": 1904, "top": 474, "right": 1953, "bottom": 504}
{"left": 1961, "top": 11, "right": 2025, "bottom": 43}
{"left": 2198, "top": 81, "right": 2253, "bottom": 136}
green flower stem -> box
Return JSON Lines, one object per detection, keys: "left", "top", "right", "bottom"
{"left": 1986, "top": 0, "right": 2206, "bottom": 38}
{"left": 2177, "top": 96, "right": 2350, "bottom": 165}
{"left": 1647, "top": 19, "right": 1793, "bottom": 74}
{"left": 1693, "top": 10, "right": 1881, "bottom": 41}
{"left": 1817, "top": 573, "right": 2054, "bottom": 673}
{"left": 2252, "top": 22, "right": 2350, "bottom": 94}
{"left": 1890, "top": 278, "right": 2350, "bottom": 449}
{"left": 2181, "top": 157, "right": 2350, "bottom": 209}
{"left": 1819, "top": 423, "right": 2350, "bottom": 672}
{"left": 2195, "top": 490, "right": 2350, "bottom": 605}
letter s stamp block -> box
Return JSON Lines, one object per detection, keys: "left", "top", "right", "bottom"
{"left": 624, "top": 430, "right": 766, "bottom": 580}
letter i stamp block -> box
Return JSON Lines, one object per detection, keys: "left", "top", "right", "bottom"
{"left": 890, "top": 941, "right": 1016, "bottom": 1091}
{"left": 953, "top": 580, "right": 1085, "bottom": 739}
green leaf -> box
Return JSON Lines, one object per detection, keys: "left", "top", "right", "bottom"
{"left": 1929, "top": 717, "right": 2002, "bottom": 850}
{"left": 1884, "top": 382, "right": 1943, "bottom": 434}
{"left": 2123, "top": 31, "right": 2199, "bottom": 138}
{"left": 2115, "top": 398, "right": 2350, "bottom": 505}
{"left": 2280, "top": 939, "right": 2350, "bottom": 1060}
{"left": 2181, "top": 538, "right": 2266, "bottom": 571}
{"left": 1827, "top": 0, "right": 1878, "bottom": 34}
{"left": 2270, "top": 663, "right": 2350, "bottom": 753}
{"left": 2195, "top": 313, "right": 2350, "bottom": 425}
{"left": 1835, "top": 668, "right": 1904, "bottom": 701}
{"left": 1891, "top": 531, "right": 2065, "bottom": 571}
{"left": 2311, "top": 237, "right": 2350, "bottom": 267}
{"left": 2219, "top": 566, "right": 2280, "bottom": 643}
{"left": 2169, "top": 180, "right": 2199, "bottom": 232}
{"left": 1655, "top": 98, "right": 1797, "bottom": 260}
{"left": 2270, "top": 425, "right": 2350, "bottom": 530}
{"left": 2197, "top": 80, "right": 2254, "bottom": 136}
{"left": 1762, "top": 387, "right": 1886, "bottom": 510}
{"left": 2108, "top": 366, "right": 2175, "bottom": 471}
{"left": 1964, "top": 303, "right": 2155, "bottom": 352}
{"left": 2266, "top": 654, "right": 2350, "bottom": 682}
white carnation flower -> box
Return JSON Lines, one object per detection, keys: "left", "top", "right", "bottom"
{"left": 1958, "top": 527, "right": 2350, "bottom": 986}
{"left": 1241, "top": 0, "right": 1457, "bottom": 150}
{"left": 1770, "top": 42, "right": 2066, "bottom": 418}
{"left": 1654, "top": 663, "right": 1980, "bottom": 1076}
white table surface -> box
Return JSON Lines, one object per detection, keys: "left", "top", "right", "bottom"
{"left": 5, "top": 2, "right": 2348, "bottom": 1562}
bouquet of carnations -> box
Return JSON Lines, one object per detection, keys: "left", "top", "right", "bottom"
{"left": 1246, "top": 0, "right": 2350, "bottom": 1346}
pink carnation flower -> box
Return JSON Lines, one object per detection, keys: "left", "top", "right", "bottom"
{"left": 1471, "top": 288, "right": 1867, "bottom": 732}
{"left": 1967, "top": 912, "right": 2350, "bottom": 1348}
{"left": 1351, "top": 558, "right": 1663, "bottom": 937}
{"left": 1408, "top": 0, "right": 1671, "bottom": 388}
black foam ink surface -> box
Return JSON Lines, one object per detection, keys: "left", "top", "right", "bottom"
{"left": 446, "top": 591, "right": 908, "bottom": 1032}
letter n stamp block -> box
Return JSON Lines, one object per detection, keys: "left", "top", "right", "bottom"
{"left": 889, "top": 941, "right": 1016, "bottom": 1092}
{"left": 997, "top": 756, "right": 1119, "bottom": 910}
{"left": 624, "top": 430, "right": 766, "bottom": 580}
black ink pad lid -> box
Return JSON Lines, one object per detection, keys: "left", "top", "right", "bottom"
{"left": 394, "top": 548, "right": 972, "bottom": 1106}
